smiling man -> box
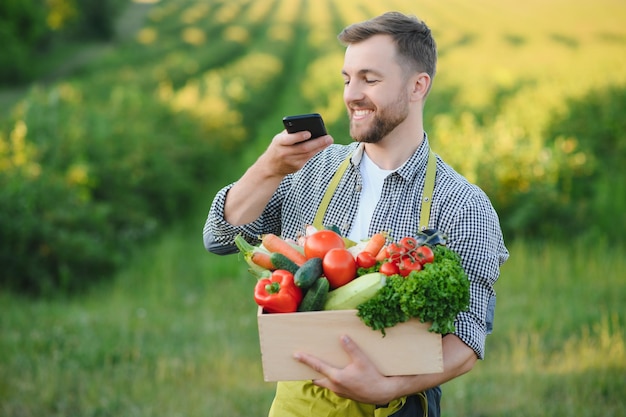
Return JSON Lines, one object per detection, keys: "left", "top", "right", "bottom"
{"left": 203, "top": 11, "right": 508, "bottom": 417}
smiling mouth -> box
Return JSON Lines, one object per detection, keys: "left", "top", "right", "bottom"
{"left": 352, "top": 109, "right": 373, "bottom": 120}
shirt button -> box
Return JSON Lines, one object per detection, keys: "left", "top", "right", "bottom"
{"left": 355, "top": 184, "right": 362, "bottom": 192}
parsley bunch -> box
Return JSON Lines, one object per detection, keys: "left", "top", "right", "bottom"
{"left": 357, "top": 245, "right": 470, "bottom": 335}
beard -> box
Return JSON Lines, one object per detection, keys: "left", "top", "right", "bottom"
{"left": 349, "top": 93, "right": 409, "bottom": 144}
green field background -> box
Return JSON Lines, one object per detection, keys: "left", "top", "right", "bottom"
{"left": 1, "top": 0, "right": 625, "bottom": 416}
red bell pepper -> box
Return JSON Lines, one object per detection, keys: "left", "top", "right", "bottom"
{"left": 254, "top": 270, "right": 303, "bottom": 313}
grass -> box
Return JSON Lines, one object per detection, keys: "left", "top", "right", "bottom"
{"left": 2, "top": 214, "right": 624, "bottom": 416}
{"left": 442, "top": 239, "right": 626, "bottom": 416}
{"left": 1, "top": 208, "right": 276, "bottom": 417}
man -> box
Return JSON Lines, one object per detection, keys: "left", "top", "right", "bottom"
{"left": 204, "top": 11, "right": 509, "bottom": 417}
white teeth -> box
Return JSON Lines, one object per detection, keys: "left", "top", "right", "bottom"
{"left": 354, "top": 110, "right": 371, "bottom": 117}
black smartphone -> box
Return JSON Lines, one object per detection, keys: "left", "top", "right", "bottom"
{"left": 282, "top": 113, "right": 327, "bottom": 140}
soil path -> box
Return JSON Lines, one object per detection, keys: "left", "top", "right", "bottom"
{"left": 0, "top": 0, "right": 156, "bottom": 116}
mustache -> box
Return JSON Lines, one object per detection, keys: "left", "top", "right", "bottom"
{"left": 348, "top": 100, "right": 373, "bottom": 109}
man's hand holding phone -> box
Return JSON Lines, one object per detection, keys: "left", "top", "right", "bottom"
{"left": 261, "top": 113, "right": 332, "bottom": 177}
{"left": 222, "top": 115, "right": 331, "bottom": 225}
{"left": 272, "top": 112, "right": 332, "bottom": 171}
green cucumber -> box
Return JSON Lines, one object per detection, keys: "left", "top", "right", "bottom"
{"left": 294, "top": 257, "right": 323, "bottom": 290}
{"left": 298, "top": 277, "right": 330, "bottom": 312}
{"left": 269, "top": 252, "right": 299, "bottom": 274}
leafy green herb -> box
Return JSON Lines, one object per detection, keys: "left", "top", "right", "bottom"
{"left": 357, "top": 245, "right": 470, "bottom": 335}
{"left": 356, "top": 262, "right": 382, "bottom": 277}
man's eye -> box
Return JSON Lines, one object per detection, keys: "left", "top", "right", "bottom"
{"left": 365, "top": 79, "right": 379, "bottom": 84}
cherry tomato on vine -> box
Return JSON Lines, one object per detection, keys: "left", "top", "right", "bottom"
{"left": 400, "top": 236, "right": 418, "bottom": 251}
{"left": 399, "top": 256, "right": 423, "bottom": 277}
{"left": 323, "top": 248, "right": 357, "bottom": 289}
{"left": 386, "top": 242, "right": 405, "bottom": 255}
{"left": 304, "top": 230, "right": 345, "bottom": 260}
{"left": 356, "top": 251, "right": 377, "bottom": 269}
{"left": 385, "top": 243, "right": 405, "bottom": 263}
{"left": 415, "top": 245, "right": 435, "bottom": 265}
{"left": 379, "top": 261, "right": 400, "bottom": 277}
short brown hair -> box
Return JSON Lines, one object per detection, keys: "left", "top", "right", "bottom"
{"left": 338, "top": 11, "right": 437, "bottom": 80}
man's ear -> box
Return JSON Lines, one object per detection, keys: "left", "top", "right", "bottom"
{"left": 409, "top": 72, "right": 431, "bottom": 102}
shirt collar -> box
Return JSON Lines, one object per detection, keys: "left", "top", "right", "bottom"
{"left": 350, "top": 143, "right": 366, "bottom": 166}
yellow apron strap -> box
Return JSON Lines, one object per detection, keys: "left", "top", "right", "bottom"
{"left": 418, "top": 150, "right": 437, "bottom": 231}
{"left": 312, "top": 154, "right": 351, "bottom": 230}
{"left": 313, "top": 148, "right": 437, "bottom": 233}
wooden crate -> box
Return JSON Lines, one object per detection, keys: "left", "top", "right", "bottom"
{"left": 257, "top": 308, "right": 443, "bottom": 382}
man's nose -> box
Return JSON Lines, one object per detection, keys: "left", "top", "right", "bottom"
{"left": 344, "top": 82, "right": 365, "bottom": 104}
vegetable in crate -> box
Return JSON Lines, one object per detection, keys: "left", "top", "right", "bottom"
{"left": 294, "top": 257, "right": 324, "bottom": 290}
{"left": 298, "top": 277, "right": 330, "bottom": 312}
{"left": 304, "top": 229, "right": 345, "bottom": 260}
{"left": 234, "top": 234, "right": 274, "bottom": 276}
{"left": 323, "top": 248, "right": 357, "bottom": 289}
{"left": 357, "top": 245, "right": 470, "bottom": 335}
{"left": 262, "top": 233, "right": 307, "bottom": 267}
{"left": 254, "top": 270, "right": 303, "bottom": 314}
{"left": 270, "top": 252, "right": 300, "bottom": 275}
{"left": 415, "top": 229, "right": 448, "bottom": 246}
{"left": 324, "top": 272, "right": 387, "bottom": 310}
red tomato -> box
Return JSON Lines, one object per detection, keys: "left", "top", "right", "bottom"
{"left": 386, "top": 242, "right": 406, "bottom": 256}
{"left": 415, "top": 246, "right": 435, "bottom": 265}
{"left": 323, "top": 248, "right": 357, "bottom": 289}
{"left": 356, "top": 251, "right": 377, "bottom": 269}
{"left": 400, "top": 236, "right": 418, "bottom": 251}
{"left": 385, "top": 243, "right": 405, "bottom": 264}
{"left": 304, "top": 230, "right": 345, "bottom": 260}
{"left": 399, "top": 256, "right": 423, "bottom": 277}
{"left": 379, "top": 261, "right": 400, "bottom": 277}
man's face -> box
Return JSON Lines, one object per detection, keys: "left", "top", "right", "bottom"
{"left": 342, "top": 35, "right": 411, "bottom": 144}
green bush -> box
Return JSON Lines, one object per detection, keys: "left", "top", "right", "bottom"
{"left": 542, "top": 85, "right": 626, "bottom": 241}
{"left": 0, "top": 0, "right": 49, "bottom": 83}
{"left": 428, "top": 86, "right": 626, "bottom": 243}
{"left": 0, "top": 0, "right": 125, "bottom": 86}
{"left": 65, "top": 0, "right": 126, "bottom": 40}
{"left": 0, "top": 83, "right": 218, "bottom": 294}
{"left": 0, "top": 171, "right": 122, "bottom": 294}
{"left": 477, "top": 85, "right": 626, "bottom": 242}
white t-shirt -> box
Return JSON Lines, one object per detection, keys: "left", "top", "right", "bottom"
{"left": 347, "top": 152, "right": 393, "bottom": 242}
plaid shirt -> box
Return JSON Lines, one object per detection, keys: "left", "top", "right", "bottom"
{"left": 204, "top": 135, "right": 509, "bottom": 359}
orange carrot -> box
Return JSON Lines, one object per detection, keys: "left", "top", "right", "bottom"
{"left": 363, "top": 233, "right": 387, "bottom": 256}
{"left": 251, "top": 251, "right": 275, "bottom": 270}
{"left": 262, "top": 233, "right": 307, "bottom": 266}
{"left": 376, "top": 245, "right": 389, "bottom": 262}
